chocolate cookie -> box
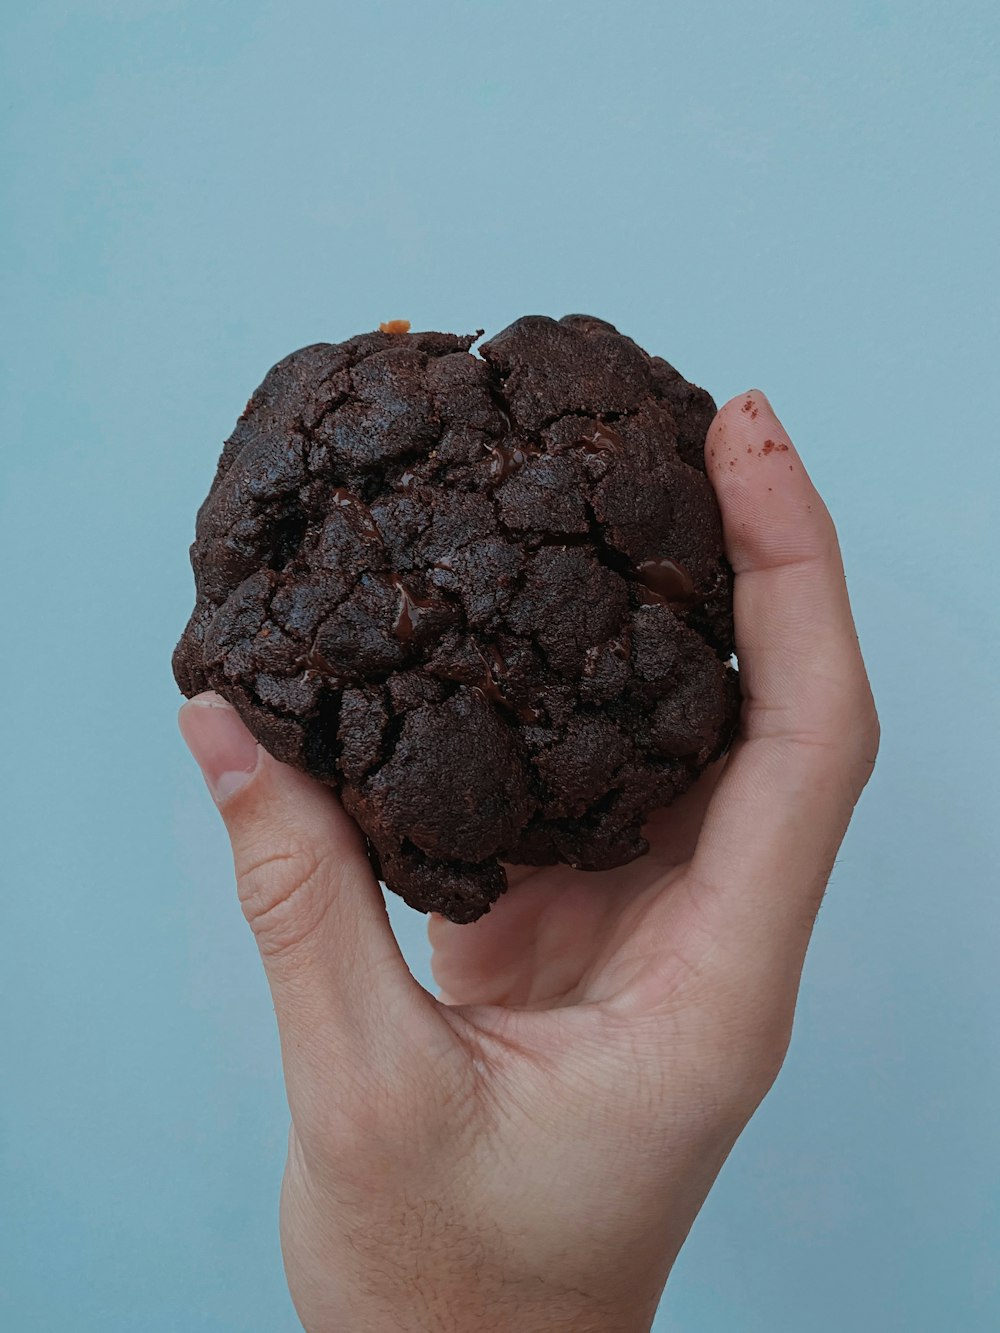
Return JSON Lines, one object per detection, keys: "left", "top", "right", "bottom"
{"left": 173, "top": 315, "right": 740, "bottom": 922}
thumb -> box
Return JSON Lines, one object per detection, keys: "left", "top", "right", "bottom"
{"left": 178, "top": 692, "right": 423, "bottom": 1063}
{"left": 690, "top": 391, "right": 879, "bottom": 964}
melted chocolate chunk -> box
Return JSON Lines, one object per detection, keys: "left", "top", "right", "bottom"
{"left": 580, "top": 422, "right": 625, "bottom": 455}
{"left": 388, "top": 576, "right": 438, "bottom": 643}
{"left": 297, "top": 646, "right": 345, "bottom": 682}
{"left": 487, "top": 441, "right": 541, "bottom": 481}
{"left": 477, "top": 644, "right": 543, "bottom": 724}
{"left": 634, "top": 557, "right": 699, "bottom": 606}
{"left": 331, "top": 489, "right": 382, "bottom": 542}
{"left": 470, "top": 646, "right": 509, "bottom": 711}
{"left": 433, "top": 642, "right": 542, "bottom": 724}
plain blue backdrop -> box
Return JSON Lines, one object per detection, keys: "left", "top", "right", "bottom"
{"left": 2, "top": 2, "right": 997, "bottom": 1329}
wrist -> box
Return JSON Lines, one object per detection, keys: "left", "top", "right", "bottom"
{"left": 286, "top": 1213, "right": 658, "bottom": 1333}
{"left": 282, "top": 1143, "right": 667, "bottom": 1333}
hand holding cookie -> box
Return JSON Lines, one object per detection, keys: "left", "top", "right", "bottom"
{"left": 179, "top": 361, "right": 878, "bottom": 1332}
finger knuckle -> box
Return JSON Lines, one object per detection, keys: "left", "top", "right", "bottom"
{"left": 861, "top": 700, "right": 881, "bottom": 765}
{"left": 802, "top": 507, "right": 840, "bottom": 563}
{"left": 753, "top": 1009, "right": 795, "bottom": 1090}
{"left": 798, "top": 672, "right": 880, "bottom": 793}
{"left": 295, "top": 1059, "right": 452, "bottom": 1193}
{"left": 843, "top": 692, "right": 880, "bottom": 794}
{"left": 236, "top": 838, "right": 335, "bottom": 959}
{"left": 715, "top": 996, "right": 795, "bottom": 1106}
{"left": 294, "top": 1070, "right": 386, "bottom": 1175}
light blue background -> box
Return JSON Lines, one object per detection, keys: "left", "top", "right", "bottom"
{"left": 2, "top": 2, "right": 997, "bottom": 1329}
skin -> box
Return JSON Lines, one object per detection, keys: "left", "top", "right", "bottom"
{"left": 179, "top": 390, "right": 879, "bottom": 1332}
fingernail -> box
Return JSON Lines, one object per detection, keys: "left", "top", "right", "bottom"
{"left": 178, "top": 692, "right": 260, "bottom": 805}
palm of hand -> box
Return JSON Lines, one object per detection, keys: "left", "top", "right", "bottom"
{"left": 429, "top": 774, "right": 718, "bottom": 1013}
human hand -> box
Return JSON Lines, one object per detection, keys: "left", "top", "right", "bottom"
{"left": 179, "top": 389, "right": 878, "bottom": 1333}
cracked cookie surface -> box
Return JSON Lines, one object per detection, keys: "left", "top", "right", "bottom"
{"left": 173, "top": 314, "right": 740, "bottom": 922}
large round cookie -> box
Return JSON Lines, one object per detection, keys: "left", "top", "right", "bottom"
{"left": 173, "top": 315, "right": 740, "bottom": 922}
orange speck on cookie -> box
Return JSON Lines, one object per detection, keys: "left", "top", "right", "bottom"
{"left": 379, "top": 319, "right": 411, "bottom": 335}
